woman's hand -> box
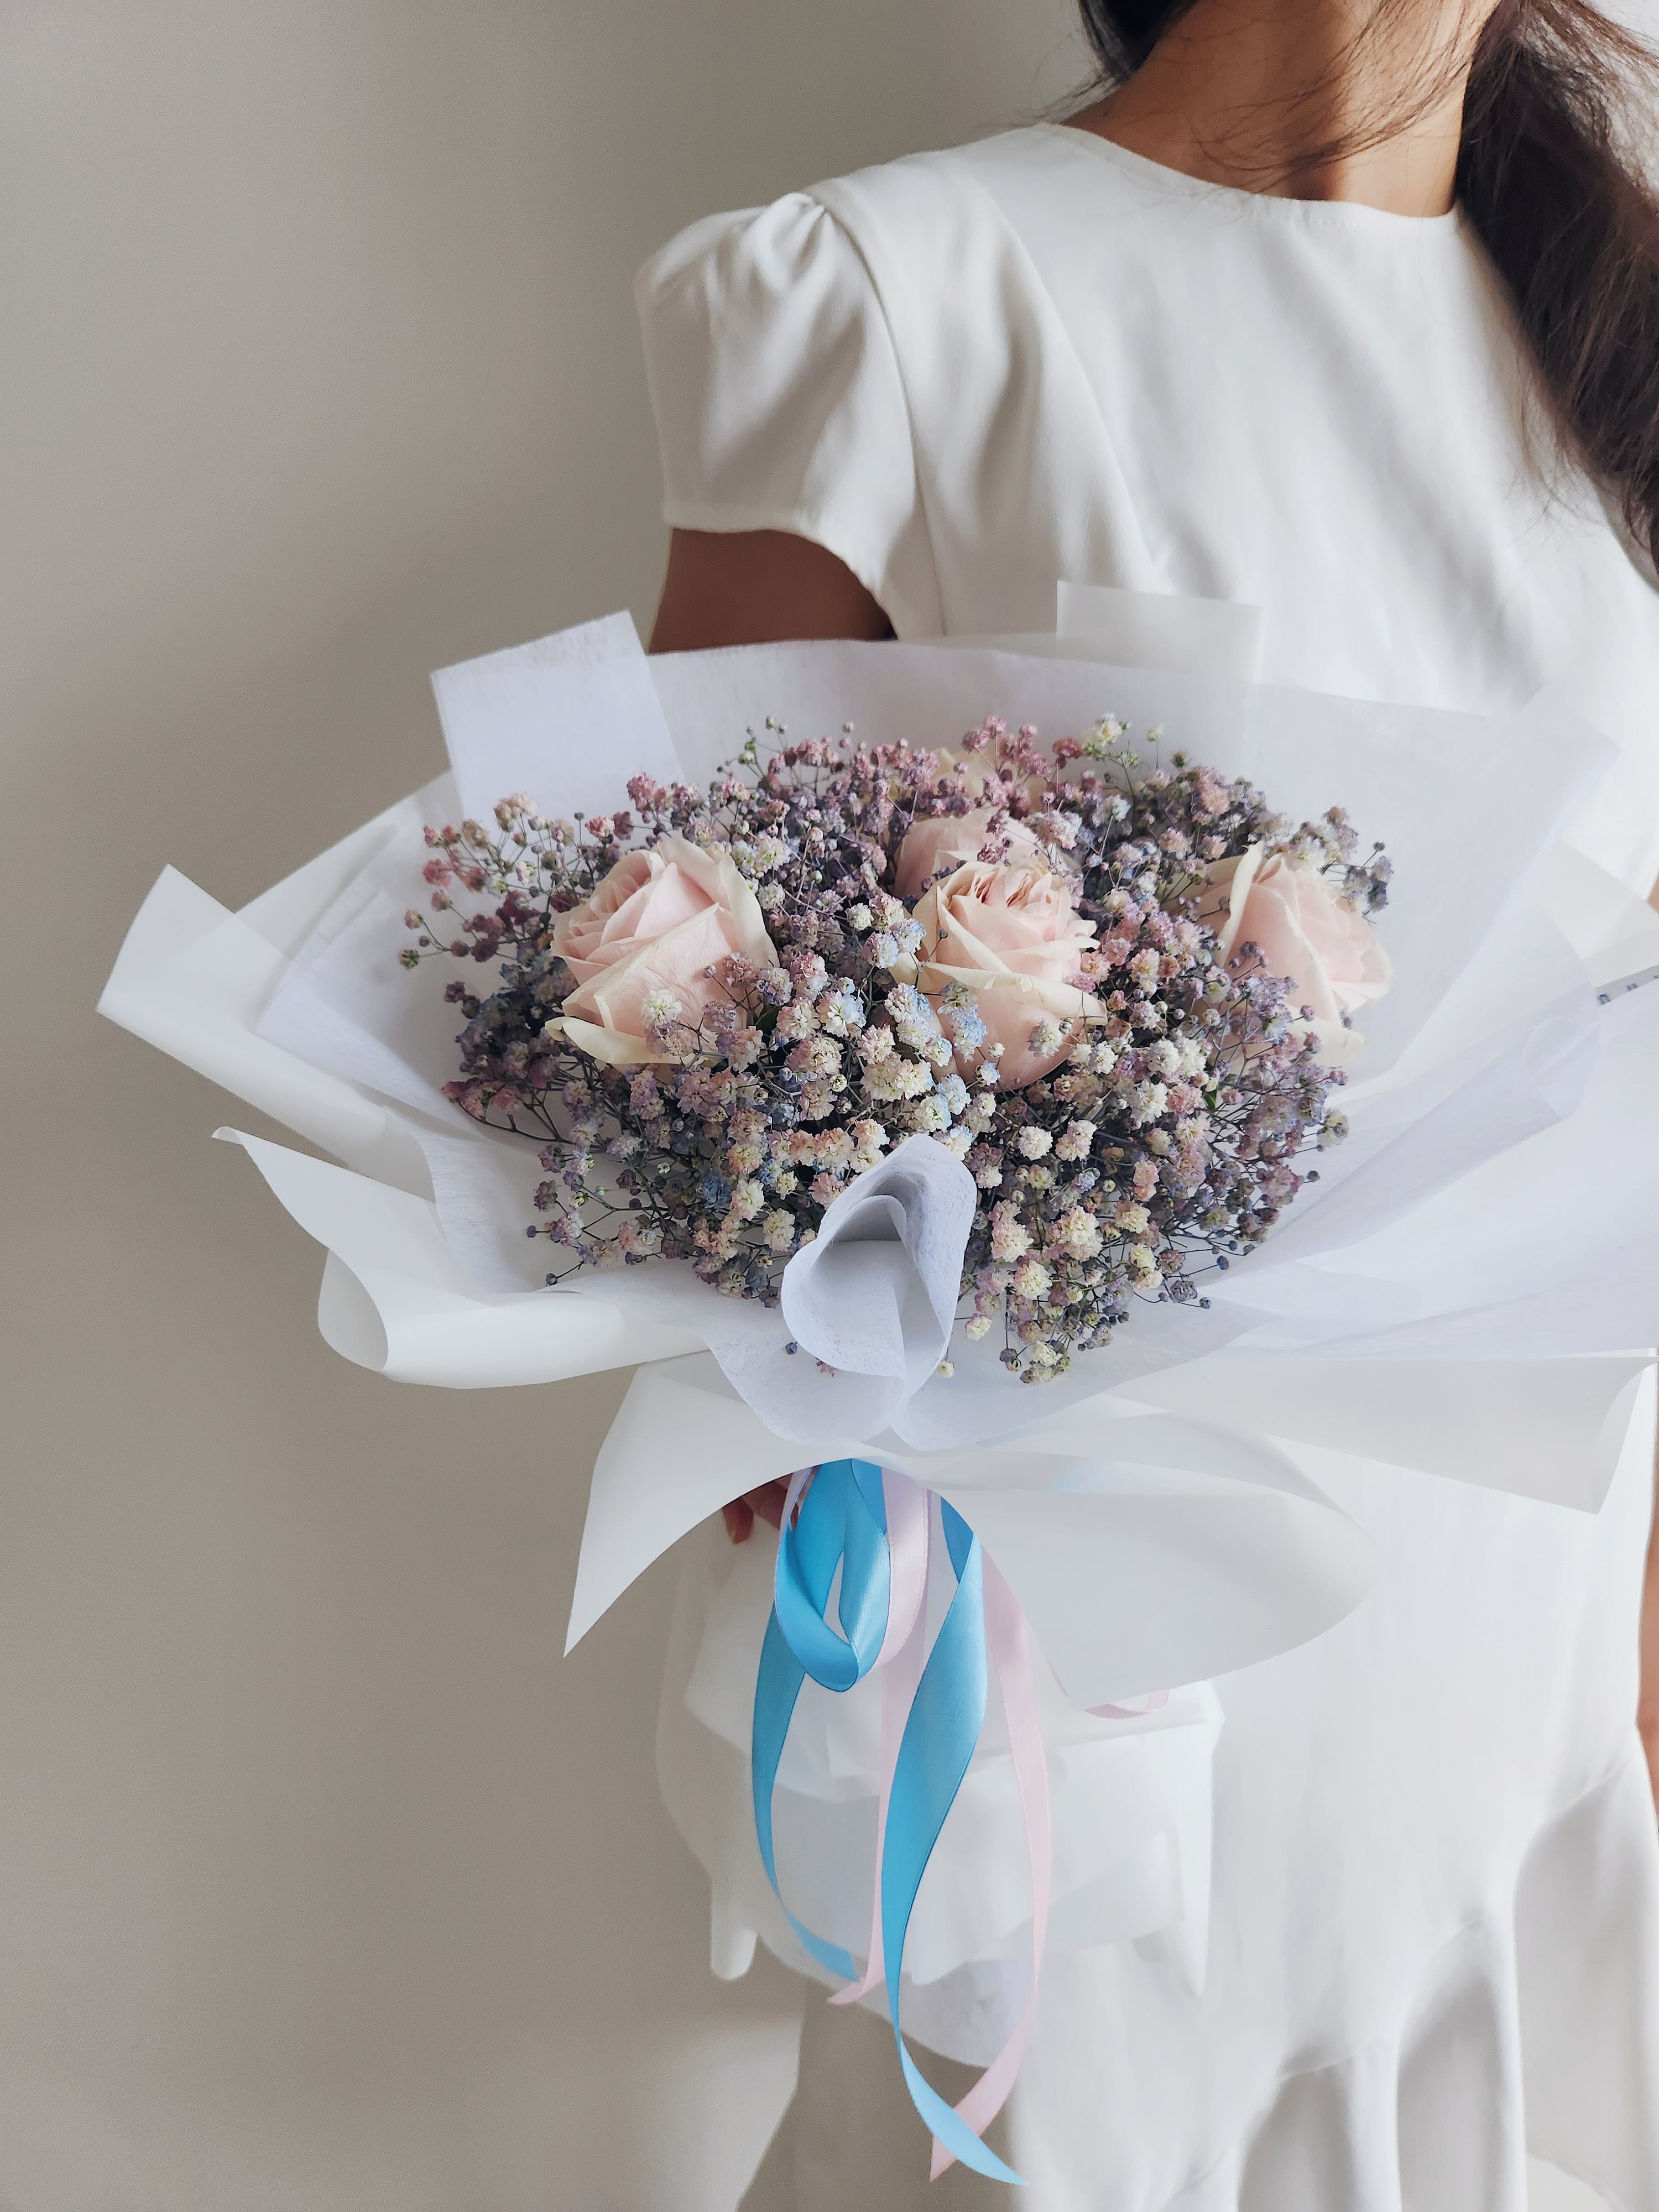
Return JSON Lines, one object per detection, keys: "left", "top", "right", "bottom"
{"left": 723, "top": 1483, "right": 789, "bottom": 1545}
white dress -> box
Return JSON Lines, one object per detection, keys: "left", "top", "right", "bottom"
{"left": 636, "top": 126, "right": 1659, "bottom": 2210}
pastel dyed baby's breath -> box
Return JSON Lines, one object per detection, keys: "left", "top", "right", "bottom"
{"left": 401, "top": 715, "right": 1388, "bottom": 1381}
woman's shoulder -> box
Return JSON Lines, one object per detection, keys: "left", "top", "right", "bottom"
{"left": 634, "top": 126, "right": 1134, "bottom": 316}
{"left": 634, "top": 143, "right": 1018, "bottom": 642}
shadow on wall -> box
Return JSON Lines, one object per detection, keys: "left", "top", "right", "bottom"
{"left": 0, "top": 2, "right": 1085, "bottom": 2207}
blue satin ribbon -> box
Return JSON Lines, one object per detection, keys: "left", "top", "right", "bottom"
{"left": 750, "top": 1459, "right": 1023, "bottom": 2187}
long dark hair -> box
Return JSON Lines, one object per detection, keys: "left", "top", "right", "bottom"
{"left": 1077, "top": 0, "right": 1659, "bottom": 568}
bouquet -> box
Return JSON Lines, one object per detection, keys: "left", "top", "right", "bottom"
{"left": 101, "top": 613, "right": 1659, "bottom": 2184}
{"left": 401, "top": 713, "right": 1388, "bottom": 1379}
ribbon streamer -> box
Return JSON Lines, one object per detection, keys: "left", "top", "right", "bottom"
{"left": 830, "top": 1468, "right": 931, "bottom": 2006}
{"left": 751, "top": 1459, "right": 1053, "bottom": 2185}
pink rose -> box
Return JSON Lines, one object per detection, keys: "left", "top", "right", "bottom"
{"left": 551, "top": 845, "right": 711, "bottom": 982}
{"left": 550, "top": 834, "right": 776, "bottom": 1065}
{"left": 894, "top": 806, "right": 1044, "bottom": 900}
{"left": 914, "top": 861, "right": 1102, "bottom": 1088}
{"left": 1199, "top": 846, "right": 1391, "bottom": 1065}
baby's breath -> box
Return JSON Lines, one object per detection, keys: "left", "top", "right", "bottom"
{"left": 401, "top": 717, "right": 1384, "bottom": 1375}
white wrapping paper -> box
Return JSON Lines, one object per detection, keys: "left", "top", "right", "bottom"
{"left": 99, "top": 613, "right": 1659, "bottom": 2017}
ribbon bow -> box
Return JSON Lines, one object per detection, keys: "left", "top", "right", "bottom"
{"left": 752, "top": 1459, "right": 1053, "bottom": 2185}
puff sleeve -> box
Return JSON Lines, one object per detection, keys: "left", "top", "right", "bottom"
{"left": 635, "top": 195, "right": 942, "bottom": 638}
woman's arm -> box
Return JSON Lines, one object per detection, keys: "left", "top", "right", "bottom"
{"left": 649, "top": 526, "right": 893, "bottom": 652}
{"left": 650, "top": 526, "right": 894, "bottom": 1541}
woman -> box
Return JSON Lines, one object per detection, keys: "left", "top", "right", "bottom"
{"left": 637, "top": 0, "right": 1659, "bottom": 2201}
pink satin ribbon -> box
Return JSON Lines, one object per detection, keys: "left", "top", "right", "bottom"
{"left": 929, "top": 1553, "right": 1053, "bottom": 2180}
{"left": 1092, "top": 1690, "right": 1171, "bottom": 1719}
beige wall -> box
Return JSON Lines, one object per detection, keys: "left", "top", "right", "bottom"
{"left": 0, "top": 7, "right": 1617, "bottom": 2209}
{"left": 1, "top": 3, "right": 1085, "bottom": 2205}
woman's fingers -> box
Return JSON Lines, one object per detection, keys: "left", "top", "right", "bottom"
{"left": 748, "top": 1481, "right": 788, "bottom": 1531}
{"left": 721, "top": 1482, "right": 790, "bottom": 1544}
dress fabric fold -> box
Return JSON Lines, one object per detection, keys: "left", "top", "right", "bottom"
{"left": 639, "top": 123, "right": 1659, "bottom": 2207}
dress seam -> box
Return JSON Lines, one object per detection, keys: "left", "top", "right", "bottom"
{"left": 793, "top": 180, "right": 948, "bottom": 639}
{"left": 816, "top": 156, "right": 1162, "bottom": 612}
